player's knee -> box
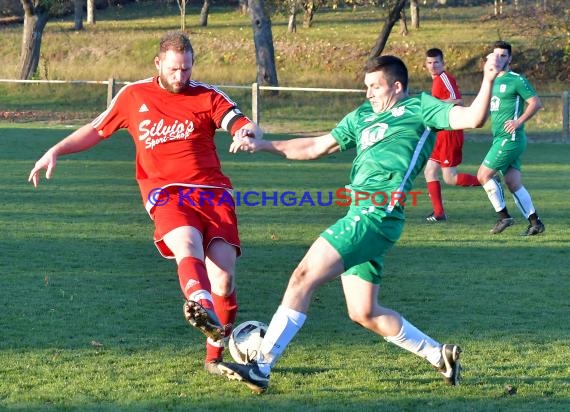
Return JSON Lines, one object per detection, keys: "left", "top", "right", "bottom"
{"left": 347, "top": 307, "right": 373, "bottom": 327}
{"left": 442, "top": 174, "right": 456, "bottom": 185}
{"left": 476, "top": 169, "right": 489, "bottom": 184}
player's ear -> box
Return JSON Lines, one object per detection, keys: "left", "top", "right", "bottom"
{"left": 394, "top": 81, "right": 405, "bottom": 95}
{"left": 154, "top": 56, "right": 161, "bottom": 71}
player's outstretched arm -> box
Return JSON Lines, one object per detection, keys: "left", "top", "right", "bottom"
{"left": 448, "top": 53, "right": 501, "bottom": 130}
{"left": 230, "top": 133, "right": 340, "bottom": 161}
{"left": 28, "top": 124, "right": 103, "bottom": 187}
{"left": 233, "top": 122, "right": 264, "bottom": 141}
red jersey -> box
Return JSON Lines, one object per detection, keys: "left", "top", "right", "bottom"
{"left": 432, "top": 71, "right": 462, "bottom": 102}
{"left": 91, "top": 77, "right": 250, "bottom": 211}
{"left": 429, "top": 71, "right": 464, "bottom": 166}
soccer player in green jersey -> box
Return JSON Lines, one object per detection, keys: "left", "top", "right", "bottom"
{"left": 477, "top": 41, "right": 545, "bottom": 235}
{"left": 219, "top": 54, "right": 502, "bottom": 393}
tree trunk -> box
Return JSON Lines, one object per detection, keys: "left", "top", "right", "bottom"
{"left": 19, "top": 0, "right": 49, "bottom": 80}
{"left": 369, "top": 0, "right": 407, "bottom": 58}
{"left": 287, "top": 11, "right": 297, "bottom": 33}
{"left": 87, "top": 0, "right": 96, "bottom": 24}
{"left": 410, "top": 0, "right": 419, "bottom": 29}
{"left": 199, "top": 0, "right": 210, "bottom": 27}
{"left": 177, "top": 0, "right": 187, "bottom": 31}
{"left": 73, "top": 0, "right": 84, "bottom": 30}
{"left": 249, "top": 0, "right": 278, "bottom": 88}
{"left": 399, "top": 9, "right": 408, "bottom": 36}
{"left": 303, "top": 0, "right": 315, "bottom": 28}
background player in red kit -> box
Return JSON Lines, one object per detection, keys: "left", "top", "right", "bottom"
{"left": 424, "top": 48, "right": 480, "bottom": 222}
{"left": 28, "top": 31, "right": 263, "bottom": 375}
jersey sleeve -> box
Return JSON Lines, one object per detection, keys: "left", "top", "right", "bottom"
{"left": 515, "top": 75, "right": 537, "bottom": 101}
{"left": 210, "top": 88, "right": 251, "bottom": 136}
{"left": 330, "top": 107, "right": 362, "bottom": 151}
{"left": 91, "top": 84, "right": 131, "bottom": 138}
{"left": 420, "top": 93, "right": 455, "bottom": 130}
{"left": 433, "top": 72, "right": 461, "bottom": 101}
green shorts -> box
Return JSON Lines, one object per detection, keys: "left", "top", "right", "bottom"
{"left": 320, "top": 207, "right": 404, "bottom": 284}
{"left": 482, "top": 134, "right": 526, "bottom": 175}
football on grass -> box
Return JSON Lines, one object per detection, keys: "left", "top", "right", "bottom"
{"left": 228, "top": 320, "right": 268, "bottom": 364}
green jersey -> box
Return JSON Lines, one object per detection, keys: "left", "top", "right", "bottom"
{"left": 490, "top": 71, "right": 537, "bottom": 140}
{"left": 331, "top": 92, "right": 454, "bottom": 219}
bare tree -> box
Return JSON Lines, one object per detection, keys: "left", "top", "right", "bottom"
{"left": 177, "top": 0, "right": 189, "bottom": 31}
{"left": 494, "top": 0, "right": 504, "bottom": 15}
{"left": 248, "top": 0, "right": 278, "bottom": 87}
{"left": 370, "top": 0, "right": 407, "bottom": 58}
{"left": 73, "top": 0, "right": 84, "bottom": 30}
{"left": 410, "top": 0, "right": 419, "bottom": 29}
{"left": 19, "top": 0, "right": 50, "bottom": 80}
{"left": 287, "top": 0, "right": 299, "bottom": 33}
{"left": 87, "top": 0, "right": 96, "bottom": 24}
{"left": 399, "top": 8, "right": 408, "bottom": 36}
{"left": 199, "top": 0, "right": 210, "bottom": 27}
{"left": 303, "top": 0, "right": 318, "bottom": 28}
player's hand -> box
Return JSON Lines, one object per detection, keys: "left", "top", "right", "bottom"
{"left": 483, "top": 53, "right": 501, "bottom": 81}
{"left": 503, "top": 119, "right": 520, "bottom": 134}
{"left": 28, "top": 150, "right": 57, "bottom": 188}
{"left": 229, "top": 135, "right": 258, "bottom": 153}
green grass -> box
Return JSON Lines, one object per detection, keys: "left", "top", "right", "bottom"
{"left": 1, "top": 126, "right": 569, "bottom": 411}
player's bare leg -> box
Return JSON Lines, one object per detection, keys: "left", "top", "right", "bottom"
{"left": 341, "top": 275, "right": 461, "bottom": 385}
{"left": 219, "top": 237, "right": 345, "bottom": 392}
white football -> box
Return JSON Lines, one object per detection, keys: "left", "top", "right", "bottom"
{"left": 228, "top": 320, "right": 268, "bottom": 364}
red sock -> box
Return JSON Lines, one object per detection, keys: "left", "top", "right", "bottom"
{"left": 426, "top": 181, "right": 445, "bottom": 216}
{"left": 456, "top": 173, "right": 481, "bottom": 187}
{"left": 206, "top": 290, "right": 238, "bottom": 362}
{"left": 177, "top": 257, "right": 214, "bottom": 311}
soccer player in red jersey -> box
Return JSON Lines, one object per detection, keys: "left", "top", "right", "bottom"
{"left": 28, "top": 31, "right": 263, "bottom": 375}
{"left": 424, "top": 48, "right": 480, "bottom": 222}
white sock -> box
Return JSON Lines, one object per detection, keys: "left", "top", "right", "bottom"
{"left": 188, "top": 290, "right": 213, "bottom": 303}
{"left": 256, "top": 305, "right": 307, "bottom": 376}
{"left": 483, "top": 179, "right": 505, "bottom": 212}
{"left": 384, "top": 318, "right": 442, "bottom": 366}
{"left": 512, "top": 186, "right": 536, "bottom": 219}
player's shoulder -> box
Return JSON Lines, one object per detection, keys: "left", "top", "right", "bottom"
{"left": 505, "top": 71, "right": 529, "bottom": 82}
{"left": 439, "top": 70, "right": 457, "bottom": 82}
{"left": 187, "top": 80, "right": 237, "bottom": 102}
{"left": 117, "top": 77, "right": 156, "bottom": 95}
{"left": 188, "top": 80, "right": 223, "bottom": 93}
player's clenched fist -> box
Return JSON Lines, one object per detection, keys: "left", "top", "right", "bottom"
{"left": 483, "top": 53, "right": 501, "bottom": 80}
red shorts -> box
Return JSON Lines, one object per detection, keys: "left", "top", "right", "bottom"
{"left": 429, "top": 130, "right": 464, "bottom": 167}
{"left": 151, "top": 187, "right": 241, "bottom": 259}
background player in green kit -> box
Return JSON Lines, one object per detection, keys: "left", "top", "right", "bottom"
{"left": 476, "top": 41, "right": 545, "bottom": 236}
{"left": 221, "top": 54, "right": 502, "bottom": 393}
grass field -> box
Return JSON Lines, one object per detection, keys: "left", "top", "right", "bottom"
{"left": 1, "top": 126, "right": 569, "bottom": 411}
